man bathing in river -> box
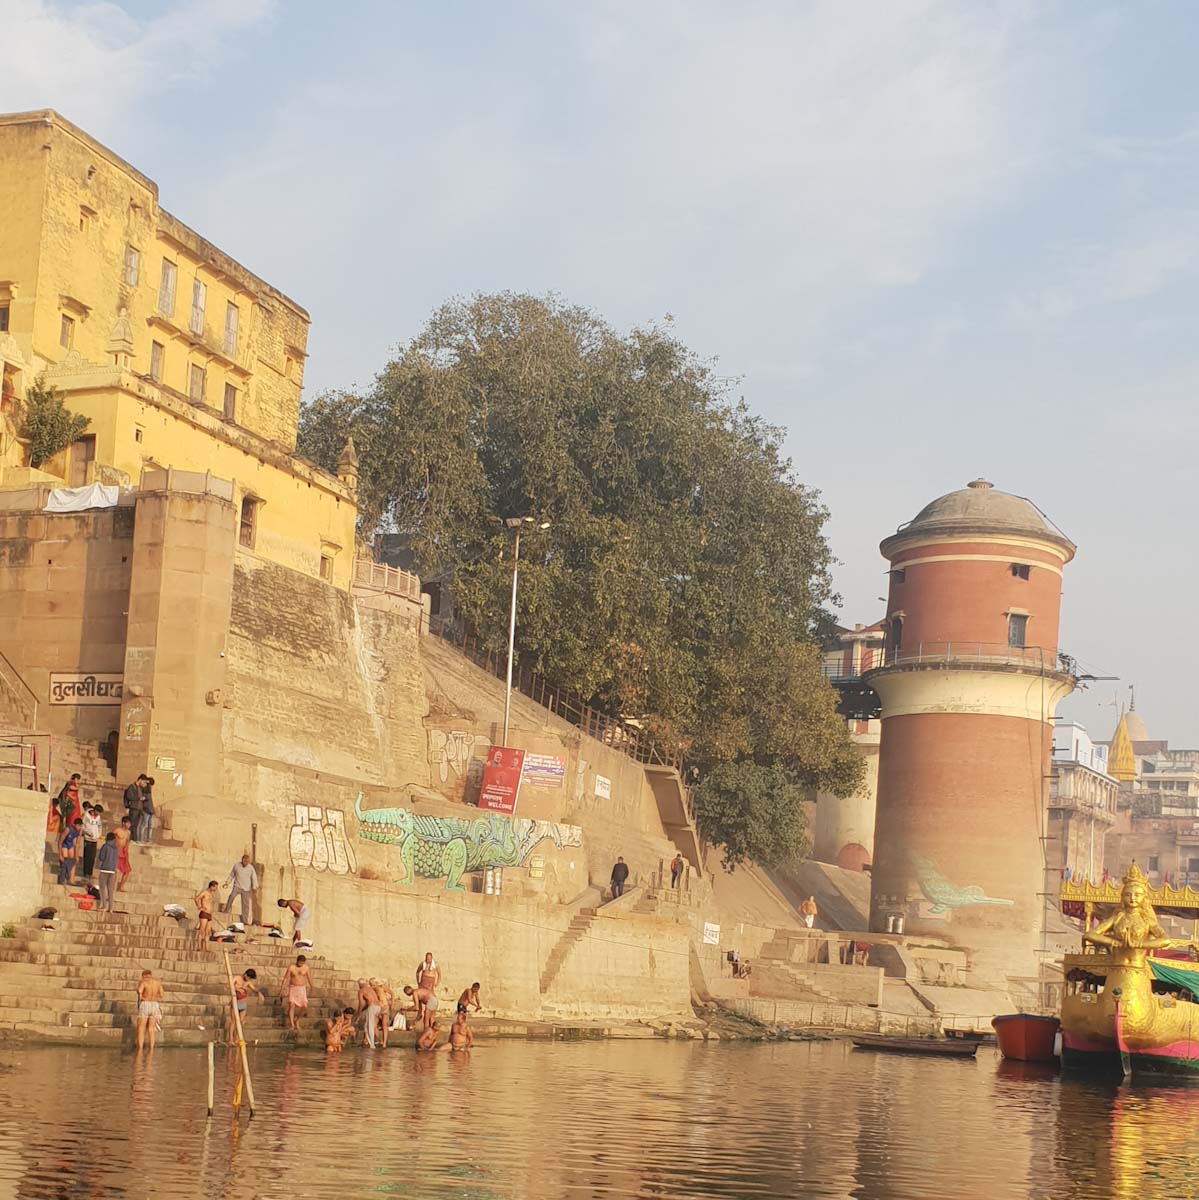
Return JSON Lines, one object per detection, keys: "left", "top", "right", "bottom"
{"left": 416, "top": 1019, "right": 442, "bottom": 1052}
{"left": 277, "top": 896, "right": 310, "bottom": 943}
{"left": 281, "top": 955, "right": 312, "bottom": 1032}
{"left": 226, "top": 969, "right": 260, "bottom": 1044}
{"left": 404, "top": 984, "right": 438, "bottom": 1029}
{"left": 357, "top": 979, "right": 382, "bottom": 1049}
{"left": 449, "top": 1010, "right": 474, "bottom": 1051}
{"left": 457, "top": 982, "right": 482, "bottom": 1015}
{"left": 136, "top": 969, "right": 163, "bottom": 1053}
{"left": 193, "top": 881, "right": 218, "bottom": 949}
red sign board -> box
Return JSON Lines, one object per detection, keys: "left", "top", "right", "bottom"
{"left": 478, "top": 746, "right": 525, "bottom": 815}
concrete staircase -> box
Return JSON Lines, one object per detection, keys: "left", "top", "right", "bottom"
{"left": 51, "top": 733, "right": 123, "bottom": 810}
{"left": 0, "top": 847, "right": 365, "bottom": 1045}
{"left": 538, "top": 909, "right": 599, "bottom": 995}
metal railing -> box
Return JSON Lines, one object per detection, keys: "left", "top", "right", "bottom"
{"left": 0, "top": 732, "right": 43, "bottom": 790}
{"left": 0, "top": 649, "right": 38, "bottom": 730}
{"left": 838, "top": 642, "right": 1067, "bottom": 673}
{"left": 424, "top": 615, "right": 686, "bottom": 773}
{"left": 352, "top": 559, "right": 422, "bottom": 601}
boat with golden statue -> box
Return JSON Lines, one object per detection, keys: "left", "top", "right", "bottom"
{"left": 1060, "top": 863, "right": 1199, "bottom": 1077}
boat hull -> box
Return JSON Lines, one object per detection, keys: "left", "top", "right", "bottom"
{"left": 991, "top": 1014, "right": 1059, "bottom": 1062}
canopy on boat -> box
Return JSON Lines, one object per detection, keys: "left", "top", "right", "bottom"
{"left": 1150, "top": 959, "right": 1199, "bottom": 993}
{"left": 1060, "top": 877, "right": 1199, "bottom": 921}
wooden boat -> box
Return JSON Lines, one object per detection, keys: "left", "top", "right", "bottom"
{"left": 850, "top": 1033, "right": 978, "bottom": 1058}
{"left": 1060, "top": 864, "right": 1199, "bottom": 1079}
{"left": 991, "top": 1013, "right": 1059, "bottom": 1062}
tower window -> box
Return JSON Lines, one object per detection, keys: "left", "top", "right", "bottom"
{"left": 1008, "top": 613, "right": 1028, "bottom": 648}
{"left": 890, "top": 616, "right": 903, "bottom": 650}
{"left": 1011, "top": 563, "right": 1031, "bottom": 580}
{"left": 239, "top": 497, "right": 258, "bottom": 549}
{"left": 891, "top": 569, "right": 906, "bottom": 583}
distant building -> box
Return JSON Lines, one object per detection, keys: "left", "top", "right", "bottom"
{"left": 1102, "top": 706, "right": 1199, "bottom": 887}
{"left": 1049, "top": 721, "right": 1116, "bottom": 883}
{"left": 811, "top": 622, "right": 885, "bottom": 871}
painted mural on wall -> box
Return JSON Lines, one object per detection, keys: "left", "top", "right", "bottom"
{"left": 289, "top": 804, "right": 358, "bottom": 875}
{"left": 913, "top": 855, "right": 1013, "bottom": 917}
{"left": 427, "top": 728, "right": 487, "bottom": 786}
{"left": 354, "top": 793, "right": 582, "bottom": 891}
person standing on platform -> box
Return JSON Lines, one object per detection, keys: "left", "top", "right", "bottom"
{"left": 277, "top": 896, "right": 310, "bottom": 943}
{"left": 137, "top": 776, "right": 155, "bottom": 844}
{"left": 800, "top": 896, "right": 818, "bottom": 929}
{"left": 57, "top": 818, "right": 82, "bottom": 886}
{"left": 96, "top": 832, "right": 118, "bottom": 912}
{"left": 670, "top": 853, "right": 685, "bottom": 889}
{"left": 115, "top": 817, "right": 134, "bottom": 891}
{"left": 222, "top": 854, "right": 259, "bottom": 925}
{"left": 81, "top": 803, "right": 103, "bottom": 882}
{"left": 610, "top": 857, "right": 629, "bottom": 899}
{"left": 416, "top": 951, "right": 441, "bottom": 991}
{"left": 122, "top": 775, "right": 146, "bottom": 840}
{"left": 135, "top": 969, "right": 164, "bottom": 1053}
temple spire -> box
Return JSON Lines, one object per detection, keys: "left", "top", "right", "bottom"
{"left": 1109, "top": 713, "right": 1136, "bottom": 783}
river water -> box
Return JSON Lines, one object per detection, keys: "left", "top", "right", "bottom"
{"left": 0, "top": 1038, "right": 1194, "bottom": 1199}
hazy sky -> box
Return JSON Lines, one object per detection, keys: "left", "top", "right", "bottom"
{"left": 6, "top": 1, "right": 1196, "bottom": 743}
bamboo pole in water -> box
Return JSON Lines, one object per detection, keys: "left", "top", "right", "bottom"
{"left": 207, "top": 1042, "right": 215, "bottom": 1117}
{"left": 222, "top": 950, "right": 257, "bottom": 1116}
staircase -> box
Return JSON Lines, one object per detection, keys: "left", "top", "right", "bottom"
{"left": 538, "top": 909, "right": 599, "bottom": 995}
{"left": 0, "top": 847, "right": 364, "bottom": 1045}
{"left": 51, "top": 733, "right": 123, "bottom": 810}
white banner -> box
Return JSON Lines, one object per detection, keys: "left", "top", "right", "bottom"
{"left": 44, "top": 482, "right": 120, "bottom": 512}
{"left": 594, "top": 774, "right": 611, "bottom": 800}
{"left": 703, "top": 922, "right": 720, "bottom": 945}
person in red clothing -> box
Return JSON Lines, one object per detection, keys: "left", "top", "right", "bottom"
{"left": 55, "top": 775, "right": 82, "bottom": 830}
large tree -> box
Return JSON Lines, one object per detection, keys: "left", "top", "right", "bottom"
{"left": 299, "top": 293, "right": 861, "bottom": 865}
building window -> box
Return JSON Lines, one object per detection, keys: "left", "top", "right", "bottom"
{"left": 224, "top": 302, "right": 239, "bottom": 356}
{"left": 134, "top": 426, "right": 144, "bottom": 444}
{"left": 124, "top": 244, "right": 140, "bottom": 286}
{"left": 1188, "top": 857, "right": 1199, "bottom": 875}
{"left": 189, "top": 279, "right": 206, "bottom": 335}
{"left": 890, "top": 616, "right": 903, "bottom": 650}
{"left": 149, "top": 340, "right": 165, "bottom": 382}
{"left": 59, "top": 314, "right": 75, "bottom": 349}
{"left": 223, "top": 383, "right": 237, "bottom": 421}
{"left": 891, "top": 569, "right": 906, "bottom": 584}
{"left": 319, "top": 554, "right": 333, "bottom": 581}
{"left": 189, "top": 363, "right": 206, "bottom": 405}
{"left": 158, "top": 260, "right": 177, "bottom": 315}
{"left": 1148, "top": 856, "right": 1160, "bottom": 873}
{"left": 0, "top": 304, "right": 8, "bottom": 332}
{"left": 78, "top": 206, "right": 92, "bottom": 233}
{"left": 1008, "top": 613, "right": 1028, "bottom": 649}
{"left": 239, "top": 497, "right": 258, "bottom": 549}
{"left": 1011, "top": 563, "right": 1031, "bottom": 580}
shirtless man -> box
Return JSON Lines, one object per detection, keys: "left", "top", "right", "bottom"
{"left": 193, "top": 880, "right": 218, "bottom": 950}
{"left": 374, "top": 979, "right": 393, "bottom": 1049}
{"left": 323, "top": 1009, "right": 345, "bottom": 1055}
{"left": 449, "top": 1010, "right": 474, "bottom": 1051}
{"left": 114, "top": 817, "right": 133, "bottom": 892}
{"left": 136, "top": 969, "right": 164, "bottom": 1053}
{"left": 416, "top": 1019, "right": 441, "bottom": 1052}
{"left": 404, "top": 983, "right": 439, "bottom": 1029}
{"left": 357, "top": 979, "right": 382, "bottom": 1049}
{"left": 226, "top": 968, "right": 260, "bottom": 1044}
{"left": 276, "top": 896, "right": 310, "bottom": 944}
{"left": 457, "top": 982, "right": 483, "bottom": 1015}
{"left": 416, "top": 951, "right": 441, "bottom": 991}
{"left": 280, "top": 954, "right": 312, "bottom": 1032}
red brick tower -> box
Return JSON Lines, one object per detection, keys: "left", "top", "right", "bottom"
{"left": 864, "top": 479, "right": 1076, "bottom": 991}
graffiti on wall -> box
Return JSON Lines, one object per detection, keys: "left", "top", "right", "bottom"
{"left": 289, "top": 804, "right": 359, "bottom": 875}
{"left": 355, "top": 793, "right": 582, "bottom": 891}
{"left": 428, "top": 729, "right": 487, "bottom": 786}
{"left": 913, "top": 855, "right": 1013, "bottom": 916}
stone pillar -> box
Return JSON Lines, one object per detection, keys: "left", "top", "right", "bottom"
{"left": 116, "top": 480, "right": 235, "bottom": 812}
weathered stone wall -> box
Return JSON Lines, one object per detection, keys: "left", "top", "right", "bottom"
{"left": 0, "top": 786, "right": 48, "bottom": 925}
{"left": 0, "top": 504, "right": 133, "bottom": 742}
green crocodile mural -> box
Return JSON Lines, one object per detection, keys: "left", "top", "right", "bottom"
{"left": 354, "top": 794, "right": 583, "bottom": 891}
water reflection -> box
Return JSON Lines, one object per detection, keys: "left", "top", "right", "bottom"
{"left": 1, "top": 1040, "right": 1199, "bottom": 1198}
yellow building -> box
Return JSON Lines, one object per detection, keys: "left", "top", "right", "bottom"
{"left": 0, "top": 109, "right": 357, "bottom": 587}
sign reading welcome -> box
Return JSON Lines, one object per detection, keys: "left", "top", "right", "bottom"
{"left": 478, "top": 746, "right": 526, "bottom": 815}
{"left": 49, "top": 672, "right": 123, "bottom": 706}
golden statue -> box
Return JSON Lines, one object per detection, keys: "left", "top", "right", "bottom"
{"left": 1062, "top": 863, "right": 1199, "bottom": 1076}
{"left": 1082, "top": 863, "right": 1188, "bottom": 964}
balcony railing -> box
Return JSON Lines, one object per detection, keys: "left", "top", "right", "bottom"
{"left": 873, "top": 642, "right": 1065, "bottom": 672}
{"left": 352, "top": 559, "right": 422, "bottom": 602}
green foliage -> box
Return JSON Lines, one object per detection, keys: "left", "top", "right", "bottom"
{"left": 298, "top": 292, "right": 863, "bottom": 863}
{"left": 19, "top": 381, "right": 90, "bottom": 469}
{"left": 0, "top": 923, "right": 15, "bottom": 939}
{"left": 695, "top": 761, "right": 811, "bottom": 870}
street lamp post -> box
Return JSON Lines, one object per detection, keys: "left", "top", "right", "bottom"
{"left": 500, "top": 516, "right": 550, "bottom": 746}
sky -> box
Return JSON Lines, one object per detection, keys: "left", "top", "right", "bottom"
{"left": 5, "top": 1, "right": 1198, "bottom": 743}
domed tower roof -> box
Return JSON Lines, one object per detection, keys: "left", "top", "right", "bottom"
{"left": 1108, "top": 714, "right": 1137, "bottom": 783}
{"left": 880, "top": 479, "right": 1076, "bottom": 560}
{"left": 1120, "top": 706, "right": 1149, "bottom": 744}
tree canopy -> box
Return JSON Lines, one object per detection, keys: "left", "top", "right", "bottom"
{"left": 298, "top": 292, "right": 861, "bottom": 866}
{"left": 20, "top": 381, "right": 90, "bottom": 469}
